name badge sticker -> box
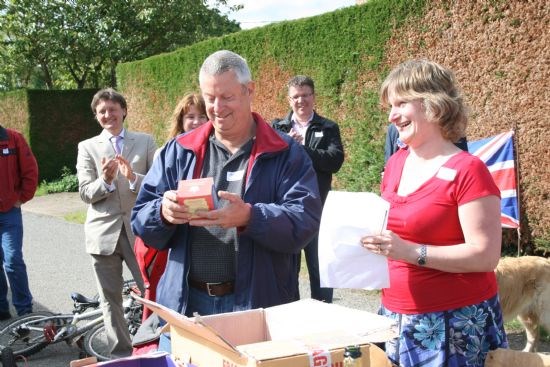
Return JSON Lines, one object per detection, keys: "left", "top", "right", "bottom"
{"left": 314, "top": 131, "right": 324, "bottom": 138}
{"left": 437, "top": 167, "right": 457, "bottom": 181}
{"left": 227, "top": 170, "right": 245, "bottom": 182}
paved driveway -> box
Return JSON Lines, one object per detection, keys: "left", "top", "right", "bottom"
{"left": 2, "top": 209, "right": 133, "bottom": 366}
{"left": 1, "top": 212, "right": 97, "bottom": 366}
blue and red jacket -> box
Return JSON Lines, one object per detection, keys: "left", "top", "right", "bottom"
{"left": 131, "top": 113, "right": 322, "bottom": 314}
{"left": 0, "top": 126, "right": 38, "bottom": 212}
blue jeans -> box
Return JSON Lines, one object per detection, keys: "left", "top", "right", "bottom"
{"left": 158, "top": 285, "right": 235, "bottom": 353}
{"left": 298, "top": 234, "right": 333, "bottom": 303}
{"left": 0, "top": 207, "right": 33, "bottom": 315}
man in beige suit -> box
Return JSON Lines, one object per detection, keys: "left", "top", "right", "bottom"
{"left": 76, "top": 88, "right": 156, "bottom": 358}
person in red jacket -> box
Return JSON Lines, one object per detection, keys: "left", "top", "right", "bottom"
{"left": 0, "top": 125, "right": 38, "bottom": 320}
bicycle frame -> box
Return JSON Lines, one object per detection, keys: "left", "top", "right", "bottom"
{"left": 13, "top": 308, "right": 104, "bottom": 346}
{"left": 0, "top": 280, "right": 141, "bottom": 360}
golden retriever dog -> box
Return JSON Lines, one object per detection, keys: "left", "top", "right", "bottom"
{"left": 486, "top": 348, "right": 550, "bottom": 367}
{"left": 495, "top": 256, "right": 550, "bottom": 352}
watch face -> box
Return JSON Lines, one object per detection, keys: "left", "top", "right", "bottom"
{"left": 417, "top": 257, "right": 426, "bottom": 266}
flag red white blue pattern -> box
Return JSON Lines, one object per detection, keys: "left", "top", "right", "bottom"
{"left": 467, "top": 131, "right": 519, "bottom": 228}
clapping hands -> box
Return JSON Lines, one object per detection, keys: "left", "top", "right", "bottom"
{"left": 100, "top": 155, "right": 135, "bottom": 184}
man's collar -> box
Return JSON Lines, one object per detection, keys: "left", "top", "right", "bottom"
{"left": 102, "top": 128, "right": 125, "bottom": 139}
{"left": 291, "top": 112, "right": 314, "bottom": 125}
{"left": 177, "top": 112, "right": 288, "bottom": 155}
{"left": 0, "top": 125, "right": 7, "bottom": 141}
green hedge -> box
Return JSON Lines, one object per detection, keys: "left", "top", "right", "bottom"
{"left": 117, "top": 0, "right": 427, "bottom": 193}
{"left": 0, "top": 90, "right": 29, "bottom": 140}
{"left": 27, "top": 89, "right": 100, "bottom": 181}
{"left": 0, "top": 89, "right": 100, "bottom": 181}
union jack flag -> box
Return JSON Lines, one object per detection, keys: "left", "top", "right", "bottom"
{"left": 467, "top": 131, "right": 519, "bottom": 228}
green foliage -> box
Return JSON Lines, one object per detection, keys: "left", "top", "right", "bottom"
{"left": 39, "top": 167, "right": 79, "bottom": 194}
{"left": 0, "top": 89, "right": 99, "bottom": 182}
{"left": 0, "top": 0, "right": 240, "bottom": 90}
{"left": 0, "top": 89, "right": 101, "bottom": 180}
{"left": 64, "top": 210, "right": 86, "bottom": 224}
{"left": 337, "top": 90, "right": 387, "bottom": 193}
{"left": 504, "top": 318, "right": 550, "bottom": 343}
{"left": 0, "top": 89, "right": 29, "bottom": 138}
{"left": 27, "top": 89, "right": 100, "bottom": 181}
{"left": 34, "top": 185, "right": 48, "bottom": 197}
{"left": 504, "top": 318, "right": 523, "bottom": 332}
{"left": 118, "top": 0, "right": 427, "bottom": 193}
{"left": 533, "top": 232, "right": 550, "bottom": 254}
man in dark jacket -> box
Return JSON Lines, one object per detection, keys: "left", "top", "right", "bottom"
{"left": 272, "top": 75, "right": 345, "bottom": 303}
{"left": 132, "top": 51, "right": 322, "bottom": 352}
{"left": 0, "top": 125, "right": 38, "bottom": 319}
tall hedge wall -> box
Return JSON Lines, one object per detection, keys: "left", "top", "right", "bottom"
{"left": 117, "top": 0, "right": 549, "bottom": 254}
{"left": 117, "top": 0, "right": 425, "bottom": 191}
{"left": 0, "top": 90, "right": 29, "bottom": 140}
{"left": 0, "top": 89, "right": 100, "bottom": 181}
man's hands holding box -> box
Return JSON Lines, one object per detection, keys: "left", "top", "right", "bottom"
{"left": 177, "top": 177, "right": 217, "bottom": 216}
{"left": 161, "top": 177, "right": 252, "bottom": 229}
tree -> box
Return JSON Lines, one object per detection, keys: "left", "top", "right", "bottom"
{"left": 0, "top": 0, "right": 241, "bottom": 90}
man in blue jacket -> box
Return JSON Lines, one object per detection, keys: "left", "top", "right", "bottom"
{"left": 131, "top": 50, "right": 322, "bottom": 350}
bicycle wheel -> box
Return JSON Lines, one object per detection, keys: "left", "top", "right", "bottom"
{"left": 0, "top": 312, "right": 55, "bottom": 357}
{"left": 1, "top": 347, "right": 17, "bottom": 367}
{"left": 82, "top": 324, "right": 110, "bottom": 362}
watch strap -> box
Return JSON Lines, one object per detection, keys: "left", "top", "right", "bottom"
{"left": 417, "top": 244, "right": 427, "bottom": 266}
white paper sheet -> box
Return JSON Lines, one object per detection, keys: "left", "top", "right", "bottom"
{"left": 319, "top": 191, "right": 390, "bottom": 290}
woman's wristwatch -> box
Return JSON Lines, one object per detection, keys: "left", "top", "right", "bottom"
{"left": 417, "top": 244, "right": 427, "bottom": 266}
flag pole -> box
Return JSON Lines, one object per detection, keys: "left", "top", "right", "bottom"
{"left": 511, "top": 123, "right": 522, "bottom": 255}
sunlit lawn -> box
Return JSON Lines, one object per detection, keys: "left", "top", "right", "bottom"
{"left": 64, "top": 210, "right": 86, "bottom": 224}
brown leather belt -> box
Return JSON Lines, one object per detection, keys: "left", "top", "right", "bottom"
{"left": 189, "top": 279, "right": 234, "bottom": 297}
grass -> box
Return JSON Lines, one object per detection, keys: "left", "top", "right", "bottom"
{"left": 505, "top": 318, "right": 524, "bottom": 332}
{"left": 504, "top": 318, "right": 550, "bottom": 343}
{"left": 64, "top": 210, "right": 86, "bottom": 224}
{"left": 34, "top": 185, "right": 49, "bottom": 197}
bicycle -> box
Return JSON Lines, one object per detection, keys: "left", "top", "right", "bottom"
{"left": 0, "top": 280, "right": 142, "bottom": 362}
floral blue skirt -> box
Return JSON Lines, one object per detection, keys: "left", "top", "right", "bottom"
{"left": 380, "top": 294, "right": 508, "bottom": 367}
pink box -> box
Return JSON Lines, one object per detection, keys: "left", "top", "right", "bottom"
{"left": 176, "top": 177, "right": 217, "bottom": 217}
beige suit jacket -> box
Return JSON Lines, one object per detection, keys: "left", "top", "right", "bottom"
{"left": 76, "top": 129, "right": 156, "bottom": 255}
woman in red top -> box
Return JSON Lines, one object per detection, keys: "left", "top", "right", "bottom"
{"left": 361, "top": 60, "right": 507, "bottom": 366}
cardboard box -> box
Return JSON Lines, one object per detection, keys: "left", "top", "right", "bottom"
{"left": 177, "top": 177, "right": 217, "bottom": 217}
{"left": 137, "top": 296, "right": 397, "bottom": 367}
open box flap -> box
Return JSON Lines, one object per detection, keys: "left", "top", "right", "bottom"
{"left": 133, "top": 294, "right": 240, "bottom": 355}
{"left": 199, "top": 308, "right": 267, "bottom": 346}
{"left": 264, "top": 299, "right": 396, "bottom": 341}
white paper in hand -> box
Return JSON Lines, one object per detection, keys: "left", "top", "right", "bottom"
{"left": 319, "top": 191, "right": 390, "bottom": 290}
